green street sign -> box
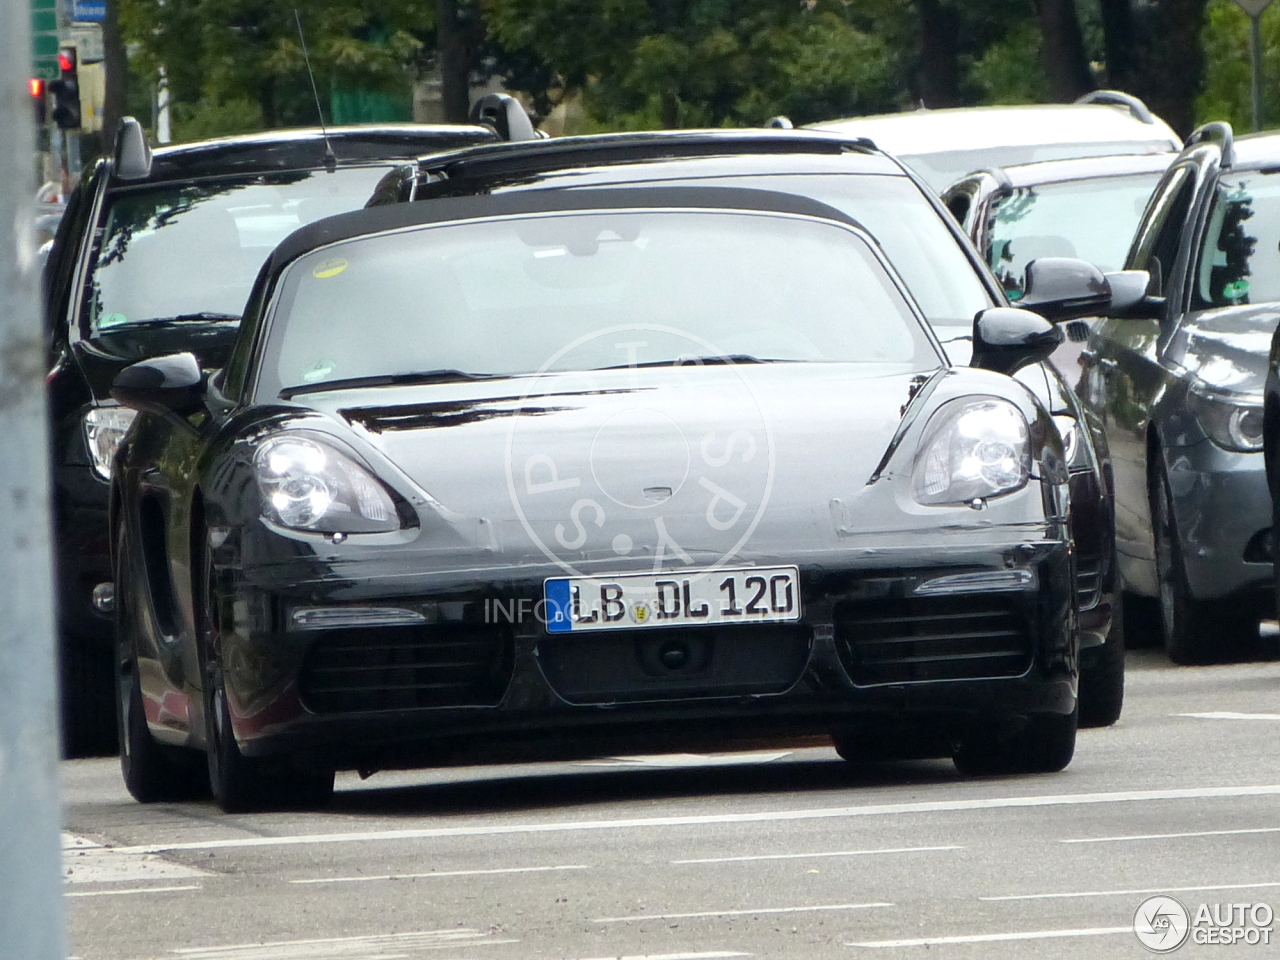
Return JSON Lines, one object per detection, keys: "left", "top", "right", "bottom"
{"left": 31, "top": 0, "right": 61, "bottom": 80}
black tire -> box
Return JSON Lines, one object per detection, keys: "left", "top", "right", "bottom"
{"left": 1152, "top": 465, "right": 1255, "bottom": 664}
{"left": 115, "top": 525, "right": 209, "bottom": 803}
{"left": 198, "top": 541, "right": 333, "bottom": 813}
{"left": 952, "top": 708, "right": 1077, "bottom": 776}
{"left": 60, "top": 634, "right": 118, "bottom": 758}
{"left": 1078, "top": 599, "right": 1125, "bottom": 728}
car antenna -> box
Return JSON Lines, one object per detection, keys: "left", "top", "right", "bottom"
{"left": 294, "top": 9, "right": 336, "bottom": 172}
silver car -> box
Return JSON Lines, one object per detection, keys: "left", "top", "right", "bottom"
{"left": 1079, "top": 123, "right": 1279, "bottom": 662}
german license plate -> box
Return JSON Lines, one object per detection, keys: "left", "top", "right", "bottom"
{"left": 544, "top": 566, "right": 801, "bottom": 634}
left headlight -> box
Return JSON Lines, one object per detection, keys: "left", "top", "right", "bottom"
{"left": 83, "top": 407, "right": 137, "bottom": 479}
{"left": 913, "top": 399, "right": 1032, "bottom": 506}
{"left": 1187, "top": 386, "right": 1263, "bottom": 452}
{"left": 254, "top": 435, "right": 402, "bottom": 533}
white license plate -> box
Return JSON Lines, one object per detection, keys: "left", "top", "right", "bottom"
{"left": 544, "top": 566, "right": 801, "bottom": 634}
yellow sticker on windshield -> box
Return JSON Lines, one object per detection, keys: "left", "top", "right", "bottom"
{"left": 312, "top": 258, "right": 348, "bottom": 279}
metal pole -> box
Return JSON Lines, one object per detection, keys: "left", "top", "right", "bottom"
{"left": 0, "top": 0, "right": 68, "bottom": 956}
{"left": 1252, "top": 13, "right": 1266, "bottom": 132}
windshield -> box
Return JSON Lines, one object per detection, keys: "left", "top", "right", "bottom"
{"left": 83, "top": 166, "right": 391, "bottom": 335}
{"left": 902, "top": 142, "right": 1172, "bottom": 192}
{"left": 986, "top": 172, "right": 1163, "bottom": 301}
{"left": 261, "top": 209, "right": 938, "bottom": 396}
{"left": 1194, "top": 172, "right": 1280, "bottom": 309}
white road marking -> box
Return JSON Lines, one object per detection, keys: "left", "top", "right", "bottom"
{"left": 846, "top": 926, "right": 1132, "bottom": 948}
{"left": 1178, "top": 712, "right": 1280, "bottom": 721}
{"left": 65, "top": 884, "right": 201, "bottom": 898}
{"left": 1062, "top": 826, "right": 1280, "bottom": 844}
{"left": 168, "top": 929, "right": 517, "bottom": 959}
{"left": 577, "top": 752, "right": 791, "bottom": 768}
{"left": 97, "top": 783, "right": 1280, "bottom": 855}
{"left": 594, "top": 902, "right": 892, "bottom": 923}
{"left": 673, "top": 845, "right": 961, "bottom": 864}
{"left": 572, "top": 954, "right": 749, "bottom": 960}
{"left": 981, "top": 880, "right": 1280, "bottom": 901}
{"left": 290, "top": 864, "right": 590, "bottom": 884}
{"left": 63, "top": 847, "right": 210, "bottom": 884}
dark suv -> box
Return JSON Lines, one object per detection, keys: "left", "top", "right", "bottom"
{"left": 367, "top": 130, "right": 1126, "bottom": 729}
{"left": 46, "top": 110, "right": 530, "bottom": 754}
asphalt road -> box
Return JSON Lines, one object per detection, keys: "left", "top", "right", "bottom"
{"left": 61, "top": 647, "right": 1280, "bottom": 960}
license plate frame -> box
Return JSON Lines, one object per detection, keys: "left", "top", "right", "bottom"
{"left": 544, "top": 566, "right": 801, "bottom": 634}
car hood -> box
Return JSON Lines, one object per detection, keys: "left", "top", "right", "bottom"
{"left": 73, "top": 320, "right": 240, "bottom": 401}
{"left": 1166, "top": 304, "right": 1280, "bottom": 396}
{"left": 302, "top": 363, "right": 969, "bottom": 565}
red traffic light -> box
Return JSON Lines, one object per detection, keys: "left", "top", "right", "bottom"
{"left": 30, "top": 78, "right": 46, "bottom": 98}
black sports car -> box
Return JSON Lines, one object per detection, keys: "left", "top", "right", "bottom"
{"left": 111, "top": 186, "right": 1077, "bottom": 812}
{"left": 45, "top": 107, "right": 528, "bottom": 754}
{"left": 370, "top": 129, "right": 1123, "bottom": 728}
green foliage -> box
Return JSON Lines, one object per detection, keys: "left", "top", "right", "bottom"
{"left": 1198, "top": 0, "right": 1280, "bottom": 130}
{"left": 120, "top": 0, "right": 428, "bottom": 140}
{"left": 483, "top": 0, "right": 903, "bottom": 128}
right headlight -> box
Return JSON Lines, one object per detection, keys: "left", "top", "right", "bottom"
{"left": 1187, "top": 386, "right": 1263, "bottom": 452}
{"left": 912, "top": 399, "right": 1032, "bottom": 505}
{"left": 254, "top": 435, "right": 402, "bottom": 534}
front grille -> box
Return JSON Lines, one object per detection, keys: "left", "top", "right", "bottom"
{"left": 834, "top": 594, "right": 1033, "bottom": 685}
{"left": 300, "top": 624, "right": 513, "bottom": 713}
{"left": 1076, "top": 557, "right": 1102, "bottom": 610}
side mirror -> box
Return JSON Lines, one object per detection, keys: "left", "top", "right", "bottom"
{"left": 1104, "top": 269, "right": 1165, "bottom": 319}
{"left": 972, "top": 307, "right": 1064, "bottom": 376}
{"left": 111, "top": 352, "right": 205, "bottom": 417}
{"left": 1019, "top": 257, "right": 1112, "bottom": 322}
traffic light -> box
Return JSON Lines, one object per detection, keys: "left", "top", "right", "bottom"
{"left": 30, "top": 78, "right": 47, "bottom": 126}
{"left": 49, "top": 46, "right": 81, "bottom": 130}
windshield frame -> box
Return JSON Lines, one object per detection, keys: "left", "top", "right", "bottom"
{"left": 72, "top": 162, "right": 400, "bottom": 345}
{"left": 247, "top": 206, "right": 949, "bottom": 404}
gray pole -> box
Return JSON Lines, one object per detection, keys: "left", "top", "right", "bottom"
{"left": 0, "top": 0, "right": 69, "bottom": 956}
{"left": 1252, "top": 13, "right": 1266, "bottom": 132}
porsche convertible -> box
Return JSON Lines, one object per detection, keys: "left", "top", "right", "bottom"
{"left": 110, "top": 186, "right": 1078, "bottom": 811}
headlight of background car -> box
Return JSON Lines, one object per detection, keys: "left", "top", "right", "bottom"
{"left": 1051, "top": 415, "right": 1093, "bottom": 473}
{"left": 913, "top": 399, "right": 1032, "bottom": 506}
{"left": 83, "top": 407, "right": 137, "bottom": 479}
{"left": 254, "top": 435, "right": 401, "bottom": 533}
{"left": 1187, "top": 386, "right": 1263, "bottom": 452}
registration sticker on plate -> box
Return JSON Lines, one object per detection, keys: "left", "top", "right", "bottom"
{"left": 544, "top": 566, "right": 801, "bottom": 634}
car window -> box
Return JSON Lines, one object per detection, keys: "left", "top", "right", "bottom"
{"left": 985, "top": 172, "right": 1164, "bottom": 300}
{"left": 1127, "top": 164, "right": 1196, "bottom": 296}
{"left": 82, "top": 166, "right": 390, "bottom": 336}
{"left": 1193, "top": 172, "right": 1280, "bottom": 308}
{"left": 260, "top": 210, "right": 941, "bottom": 396}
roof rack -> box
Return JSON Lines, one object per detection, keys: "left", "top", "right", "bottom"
{"left": 1074, "top": 90, "right": 1156, "bottom": 125}
{"left": 414, "top": 130, "right": 881, "bottom": 184}
{"left": 1185, "top": 121, "right": 1235, "bottom": 169}
{"left": 468, "top": 93, "right": 539, "bottom": 142}
{"left": 113, "top": 117, "right": 153, "bottom": 180}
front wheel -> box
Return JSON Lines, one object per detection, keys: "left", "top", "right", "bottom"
{"left": 1152, "top": 465, "right": 1255, "bottom": 663}
{"left": 952, "top": 709, "right": 1077, "bottom": 776}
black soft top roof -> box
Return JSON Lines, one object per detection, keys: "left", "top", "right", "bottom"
{"left": 125, "top": 125, "right": 499, "bottom": 184}
{"left": 264, "top": 184, "right": 868, "bottom": 279}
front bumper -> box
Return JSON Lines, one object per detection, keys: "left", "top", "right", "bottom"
{"left": 1166, "top": 442, "right": 1272, "bottom": 604}
{"left": 214, "top": 540, "right": 1078, "bottom": 767}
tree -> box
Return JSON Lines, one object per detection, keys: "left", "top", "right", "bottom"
{"left": 483, "top": 0, "right": 902, "bottom": 128}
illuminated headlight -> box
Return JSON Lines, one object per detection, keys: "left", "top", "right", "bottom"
{"left": 1187, "top": 387, "right": 1263, "bottom": 452}
{"left": 83, "top": 407, "right": 137, "bottom": 479}
{"left": 912, "top": 399, "right": 1031, "bottom": 505}
{"left": 254, "top": 435, "right": 401, "bottom": 533}
{"left": 1051, "top": 415, "right": 1092, "bottom": 472}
